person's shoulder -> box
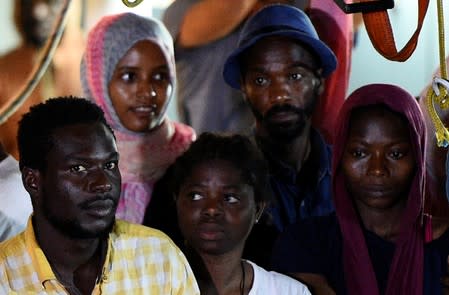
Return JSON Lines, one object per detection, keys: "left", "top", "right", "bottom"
{"left": 275, "top": 214, "right": 339, "bottom": 254}
{"left": 287, "top": 214, "right": 338, "bottom": 234}
{"left": 0, "top": 230, "right": 27, "bottom": 259}
{"left": 428, "top": 217, "right": 449, "bottom": 249}
{"left": 113, "top": 220, "right": 185, "bottom": 251}
{"left": 0, "top": 212, "right": 26, "bottom": 243}
{"left": 169, "top": 120, "right": 196, "bottom": 147}
{"left": 171, "top": 121, "right": 196, "bottom": 140}
{"left": 114, "top": 220, "right": 173, "bottom": 240}
{"left": 248, "top": 260, "right": 311, "bottom": 295}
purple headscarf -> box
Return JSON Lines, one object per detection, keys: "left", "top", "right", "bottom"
{"left": 333, "top": 84, "right": 427, "bottom": 295}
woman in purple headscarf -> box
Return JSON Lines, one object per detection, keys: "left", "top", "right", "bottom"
{"left": 272, "top": 83, "right": 449, "bottom": 295}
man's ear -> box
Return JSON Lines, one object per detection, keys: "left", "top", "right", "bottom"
{"left": 316, "top": 77, "right": 325, "bottom": 96}
{"left": 22, "top": 167, "right": 41, "bottom": 196}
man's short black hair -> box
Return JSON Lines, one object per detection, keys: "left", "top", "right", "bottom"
{"left": 18, "top": 96, "right": 114, "bottom": 170}
{"left": 170, "top": 132, "right": 273, "bottom": 204}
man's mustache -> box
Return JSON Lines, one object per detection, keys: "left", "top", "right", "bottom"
{"left": 264, "top": 104, "right": 305, "bottom": 120}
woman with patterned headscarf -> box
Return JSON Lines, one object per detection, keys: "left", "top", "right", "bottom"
{"left": 81, "top": 13, "right": 195, "bottom": 224}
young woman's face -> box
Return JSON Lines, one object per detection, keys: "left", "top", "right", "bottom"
{"left": 341, "top": 107, "right": 416, "bottom": 211}
{"left": 108, "top": 40, "right": 172, "bottom": 132}
{"left": 176, "top": 160, "right": 259, "bottom": 256}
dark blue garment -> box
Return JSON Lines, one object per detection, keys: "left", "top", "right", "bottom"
{"left": 258, "top": 128, "right": 334, "bottom": 232}
{"left": 271, "top": 214, "right": 449, "bottom": 295}
{"left": 243, "top": 128, "right": 334, "bottom": 269}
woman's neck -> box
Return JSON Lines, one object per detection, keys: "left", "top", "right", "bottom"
{"left": 189, "top": 249, "right": 250, "bottom": 295}
{"left": 355, "top": 200, "right": 406, "bottom": 242}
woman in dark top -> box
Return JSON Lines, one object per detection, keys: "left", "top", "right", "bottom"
{"left": 272, "top": 83, "right": 449, "bottom": 295}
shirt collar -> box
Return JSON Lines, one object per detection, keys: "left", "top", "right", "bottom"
{"left": 24, "top": 216, "right": 114, "bottom": 289}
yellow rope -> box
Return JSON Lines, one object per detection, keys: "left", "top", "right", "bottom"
{"left": 121, "top": 0, "right": 144, "bottom": 8}
{"left": 426, "top": 0, "right": 449, "bottom": 147}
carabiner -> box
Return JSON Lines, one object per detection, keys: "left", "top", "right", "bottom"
{"left": 122, "top": 0, "right": 144, "bottom": 8}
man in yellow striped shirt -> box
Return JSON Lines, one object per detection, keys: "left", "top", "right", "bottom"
{"left": 0, "top": 97, "right": 199, "bottom": 294}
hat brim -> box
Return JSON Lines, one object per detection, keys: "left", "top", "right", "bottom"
{"left": 223, "top": 30, "right": 337, "bottom": 90}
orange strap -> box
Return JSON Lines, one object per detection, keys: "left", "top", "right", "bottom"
{"left": 361, "top": 0, "right": 430, "bottom": 61}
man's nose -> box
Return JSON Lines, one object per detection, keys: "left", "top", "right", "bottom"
{"left": 269, "top": 78, "right": 291, "bottom": 103}
{"left": 89, "top": 169, "right": 112, "bottom": 193}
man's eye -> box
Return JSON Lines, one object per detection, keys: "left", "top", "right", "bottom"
{"left": 351, "top": 150, "right": 366, "bottom": 158}
{"left": 290, "top": 73, "right": 303, "bottom": 80}
{"left": 224, "top": 194, "right": 240, "bottom": 204}
{"left": 104, "top": 161, "right": 117, "bottom": 170}
{"left": 70, "top": 165, "right": 86, "bottom": 173}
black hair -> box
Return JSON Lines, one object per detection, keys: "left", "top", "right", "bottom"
{"left": 18, "top": 96, "right": 114, "bottom": 170}
{"left": 170, "top": 132, "right": 273, "bottom": 204}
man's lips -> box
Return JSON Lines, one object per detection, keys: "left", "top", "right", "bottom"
{"left": 83, "top": 199, "right": 116, "bottom": 218}
{"left": 266, "top": 111, "right": 298, "bottom": 123}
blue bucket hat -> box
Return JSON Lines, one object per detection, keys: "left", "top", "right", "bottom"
{"left": 223, "top": 4, "right": 337, "bottom": 90}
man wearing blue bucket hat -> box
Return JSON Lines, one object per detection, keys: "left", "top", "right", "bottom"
{"left": 223, "top": 4, "right": 337, "bottom": 267}
{"left": 163, "top": 0, "right": 308, "bottom": 135}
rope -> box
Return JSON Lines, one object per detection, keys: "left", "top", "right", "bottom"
{"left": 426, "top": 0, "right": 449, "bottom": 148}
{"left": 0, "top": 0, "right": 73, "bottom": 125}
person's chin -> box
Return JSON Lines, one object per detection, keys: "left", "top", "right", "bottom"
{"left": 265, "top": 122, "right": 304, "bottom": 142}
{"left": 79, "top": 220, "right": 114, "bottom": 239}
{"left": 72, "top": 215, "right": 116, "bottom": 239}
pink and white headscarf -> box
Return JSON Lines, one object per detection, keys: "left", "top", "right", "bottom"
{"left": 81, "top": 13, "right": 195, "bottom": 223}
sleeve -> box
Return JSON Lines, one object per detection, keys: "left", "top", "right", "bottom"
{"left": 271, "top": 217, "right": 334, "bottom": 275}
{"left": 162, "top": 0, "right": 199, "bottom": 41}
{"left": 169, "top": 241, "right": 200, "bottom": 294}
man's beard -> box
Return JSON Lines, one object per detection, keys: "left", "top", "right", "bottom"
{"left": 42, "top": 194, "right": 116, "bottom": 239}
{"left": 251, "top": 99, "right": 317, "bottom": 143}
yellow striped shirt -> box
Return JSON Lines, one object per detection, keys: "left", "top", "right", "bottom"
{"left": 0, "top": 219, "right": 199, "bottom": 294}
